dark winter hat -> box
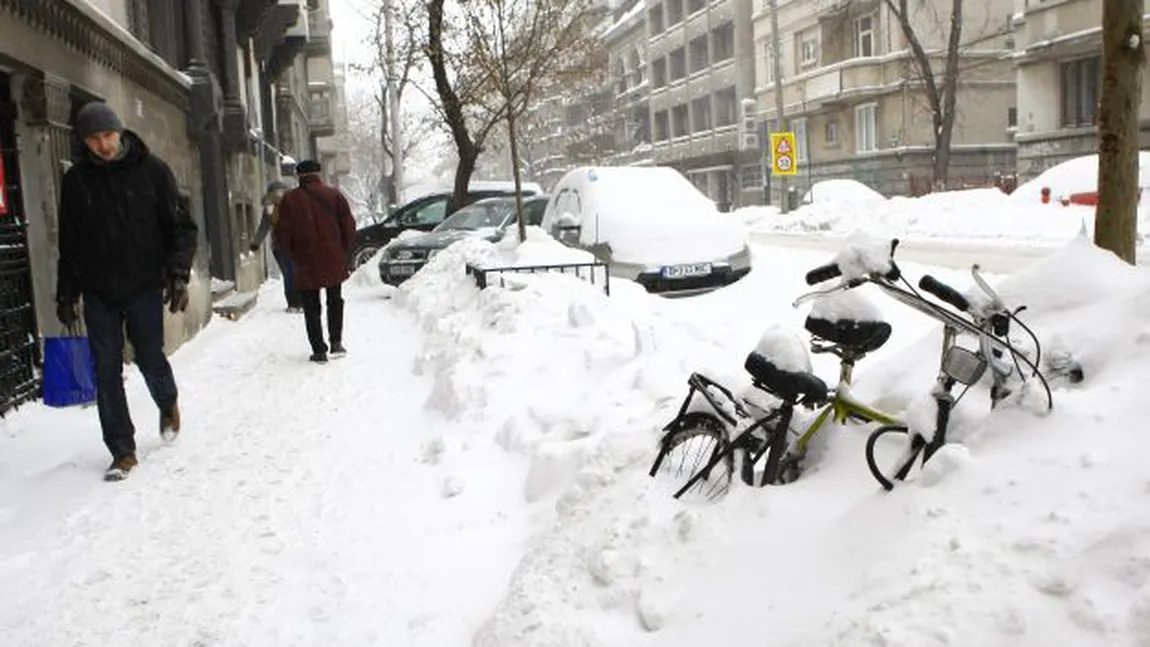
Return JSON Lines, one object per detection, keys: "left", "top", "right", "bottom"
{"left": 295, "top": 159, "right": 322, "bottom": 175}
{"left": 74, "top": 102, "right": 123, "bottom": 139}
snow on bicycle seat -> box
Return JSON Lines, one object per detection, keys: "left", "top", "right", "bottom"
{"left": 804, "top": 317, "right": 892, "bottom": 354}
{"left": 744, "top": 352, "right": 829, "bottom": 405}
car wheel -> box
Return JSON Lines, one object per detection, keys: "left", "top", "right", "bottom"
{"left": 351, "top": 245, "right": 380, "bottom": 268}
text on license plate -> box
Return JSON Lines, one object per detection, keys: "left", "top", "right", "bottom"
{"left": 662, "top": 263, "right": 712, "bottom": 279}
{"left": 390, "top": 264, "right": 417, "bottom": 276}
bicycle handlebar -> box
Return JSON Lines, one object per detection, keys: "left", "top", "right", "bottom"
{"left": 804, "top": 238, "right": 901, "bottom": 285}
{"left": 918, "top": 275, "right": 970, "bottom": 312}
{"left": 805, "top": 263, "right": 841, "bottom": 285}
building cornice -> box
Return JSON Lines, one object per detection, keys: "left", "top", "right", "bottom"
{"left": 0, "top": 0, "right": 190, "bottom": 108}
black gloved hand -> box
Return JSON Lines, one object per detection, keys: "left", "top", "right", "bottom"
{"left": 163, "top": 277, "right": 189, "bottom": 314}
{"left": 249, "top": 243, "right": 259, "bottom": 252}
{"left": 56, "top": 300, "right": 79, "bottom": 329}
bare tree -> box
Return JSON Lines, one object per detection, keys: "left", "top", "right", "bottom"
{"left": 885, "top": 0, "right": 964, "bottom": 187}
{"left": 353, "top": 0, "right": 424, "bottom": 206}
{"left": 341, "top": 86, "right": 432, "bottom": 218}
{"left": 1096, "top": 2, "right": 1144, "bottom": 264}
{"left": 463, "top": 0, "right": 602, "bottom": 240}
{"left": 425, "top": 0, "right": 602, "bottom": 218}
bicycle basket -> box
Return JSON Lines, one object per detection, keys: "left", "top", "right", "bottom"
{"left": 942, "top": 346, "right": 987, "bottom": 385}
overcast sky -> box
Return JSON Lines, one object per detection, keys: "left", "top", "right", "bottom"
{"left": 329, "top": 0, "right": 375, "bottom": 83}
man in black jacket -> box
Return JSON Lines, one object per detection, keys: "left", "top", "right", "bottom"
{"left": 55, "top": 102, "right": 198, "bottom": 481}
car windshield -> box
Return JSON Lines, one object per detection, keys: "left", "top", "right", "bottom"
{"left": 434, "top": 199, "right": 517, "bottom": 231}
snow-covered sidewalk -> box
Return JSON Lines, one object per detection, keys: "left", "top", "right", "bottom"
{"left": 0, "top": 285, "right": 529, "bottom": 646}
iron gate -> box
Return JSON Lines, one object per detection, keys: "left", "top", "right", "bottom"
{"left": 0, "top": 74, "right": 42, "bottom": 415}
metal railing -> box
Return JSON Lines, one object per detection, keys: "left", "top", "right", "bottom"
{"left": 465, "top": 261, "right": 611, "bottom": 295}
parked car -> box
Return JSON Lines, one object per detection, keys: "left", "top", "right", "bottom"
{"left": 351, "top": 181, "right": 544, "bottom": 268}
{"left": 378, "top": 195, "right": 549, "bottom": 285}
{"left": 540, "top": 166, "right": 751, "bottom": 297}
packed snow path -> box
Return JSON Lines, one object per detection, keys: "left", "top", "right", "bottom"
{"left": 0, "top": 285, "right": 528, "bottom": 646}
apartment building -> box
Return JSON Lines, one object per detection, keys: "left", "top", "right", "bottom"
{"left": 646, "top": 0, "right": 758, "bottom": 210}
{"left": 752, "top": 0, "right": 1017, "bottom": 198}
{"left": 605, "top": 0, "right": 654, "bottom": 167}
{"left": 1012, "top": 0, "right": 1147, "bottom": 181}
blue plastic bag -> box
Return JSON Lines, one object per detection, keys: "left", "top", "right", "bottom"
{"left": 42, "top": 336, "right": 97, "bottom": 408}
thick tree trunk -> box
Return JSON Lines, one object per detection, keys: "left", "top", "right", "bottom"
{"left": 1095, "top": 1, "right": 1144, "bottom": 264}
{"left": 933, "top": 0, "right": 962, "bottom": 187}
{"left": 428, "top": 0, "right": 479, "bottom": 213}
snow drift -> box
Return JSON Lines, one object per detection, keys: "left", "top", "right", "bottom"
{"left": 393, "top": 230, "right": 1150, "bottom": 647}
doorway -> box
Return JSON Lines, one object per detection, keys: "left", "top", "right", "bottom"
{"left": 0, "top": 72, "right": 43, "bottom": 415}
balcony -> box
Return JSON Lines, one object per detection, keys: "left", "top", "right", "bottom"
{"left": 308, "top": 96, "right": 336, "bottom": 137}
{"left": 307, "top": 9, "right": 332, "bottom": 55}
{"left": 761, "top": 56, "right": 890, "bottom": 111}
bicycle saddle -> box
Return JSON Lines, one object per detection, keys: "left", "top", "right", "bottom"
{"left": 744, "top": 352, "right": 829, "bottom": 406}
{"left": 804, "top": 317, "right": 892, "bottom": 354}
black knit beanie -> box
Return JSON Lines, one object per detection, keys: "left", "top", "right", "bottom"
{"left": 74, "top": 102, "right": 123, "bottom": 139}
{"left": 295, "top": 159, "right": 322, "bottom": 175}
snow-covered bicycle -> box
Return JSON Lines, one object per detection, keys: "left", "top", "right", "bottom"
{"left": 649, "top": 239, "right": 1072, "bottom": 501}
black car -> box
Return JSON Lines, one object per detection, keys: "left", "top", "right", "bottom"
{"left": 378, "top": 195, "right": 549, "bottom": 285}
{"left": 351, "top": 183, "right": 544, "bottom": 268}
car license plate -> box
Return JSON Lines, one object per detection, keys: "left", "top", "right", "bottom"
{"left": 662, "top": 262, "right": 712, "bottom": 279}
{"left": 390, "top": 264, "right": 417, "bottom": 276}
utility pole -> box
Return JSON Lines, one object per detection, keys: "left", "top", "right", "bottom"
{"left": 768, "top": 0, "right": 789, "bottom": 214}
{"left": 384, "top": 0, "right": 404, "bottom": 205}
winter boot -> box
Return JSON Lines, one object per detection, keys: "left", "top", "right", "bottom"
{"left": 310, "top": 352, "right": 328, "bottom": 363}
{"left": 160, "top": 402, "right": 181, "bottom": 443}
{"left": 330, "top": 343, "right": 347, "bottom": 358}
{"left": 104, "top": 454, "right": 138, "bottom": 481}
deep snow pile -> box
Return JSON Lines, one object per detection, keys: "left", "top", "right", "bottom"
{"left": 395, "top": 231, "right": 1150, "bottom": 646}
{"left": 1010, "top": 152, "right": 1150, "bottom": 204}
{"left": 744, "top": 187, "right": 1107, "bottom": 248}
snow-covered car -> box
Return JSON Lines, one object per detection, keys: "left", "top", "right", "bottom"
{"left": 352, "top": 181, "right": 545, "bottom": 269}
{"left": 378, "top": 195, "right": 549, "bottom": 285}
{"left": 540, "top": 166, "right": 752, "bottom": 296}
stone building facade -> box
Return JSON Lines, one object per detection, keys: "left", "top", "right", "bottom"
{"left": 0, "top": 0, "right": 347, "bottom": 414}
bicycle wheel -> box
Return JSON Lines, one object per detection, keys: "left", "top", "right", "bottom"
{"left": 651, "top": 412, "right": 734, "bottom": 503}
{"left": 864, "top": 424, "right": 921, "bottom": 491}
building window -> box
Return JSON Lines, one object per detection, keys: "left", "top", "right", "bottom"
{"left": 692, "top": 96, "right": 712, "bottom": 133}
{"left": 712, "top": 23, "right": 735, "bottom": 62}
{"left": 800, "top": 36, "right": 819, "bottom": 68}
{"left": 126, "top": 0, "right": 150, "bottom": 45}
{"left": 630, "top": 49, "right": 645, "bottom": 87}
{"left": 855, "top": 103, "right": 877, "bottom": 152}
{"left": 741, "top": 166, "right": 762, "bottom": 191}
{"left": 672, "top": 104, "right": 690, "bottom": 137}
{"left": 649, "top": 5, "right": 665, "bottom": 35}
{"left": 616, "top": 59, "right": 628, "bottom": 95}
{"left": 654, "top": 110, "right": 671, "bottom": 141}
{"left": 688, "top": 0, "right": 706, "bottom": 13}
{"left": 715, "top": 86, "right": 738, "bottom": 127}
{"left": 825, "top": 119, "right": 840, "bottom": 146}
{"left": 792, "top": 117, "right": 808, "bottom": 162}
{"left": 669, "top": 47, "right": 687, "bottom": 81}
{"left": 762, "top": 42, "right": 781, "bottom": 85}
{"left": 1060, "top": 56, "right": 1100, "bottom": 128}
{"left": 1007, "top": 107, "right": 1018, "bottom": 128}
{"left": 689, "top": 35, "right": 709, "bottom": 74}
{"left": 667, "top": 0, "right": 684, "bottom": 26}
{"left": 854, "top": 14, "right": 875, "bottom": 58}
{"left": 652, "top": 58, "right": 668, "bottom": 88}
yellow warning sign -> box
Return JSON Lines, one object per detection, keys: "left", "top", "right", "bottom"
{"left": 770, "top": 132, "right": 797, "bottom": 176}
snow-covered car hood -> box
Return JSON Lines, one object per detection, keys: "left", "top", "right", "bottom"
{"left": 588, "top": 213, "right": 749, "bottom": 266}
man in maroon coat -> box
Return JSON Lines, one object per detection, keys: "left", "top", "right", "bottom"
{"left": 274, "top": 160, "right": 357, "bottom": 363}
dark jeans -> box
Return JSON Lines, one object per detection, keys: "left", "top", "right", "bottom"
{"left": 300, "top": 285, "right": 344, "bottom": 354}
{"left": 272, "top": 245, "right": 302, "bottom": 308}
{"left": 83, "top": 290, "right": 178, "bottom": 459}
